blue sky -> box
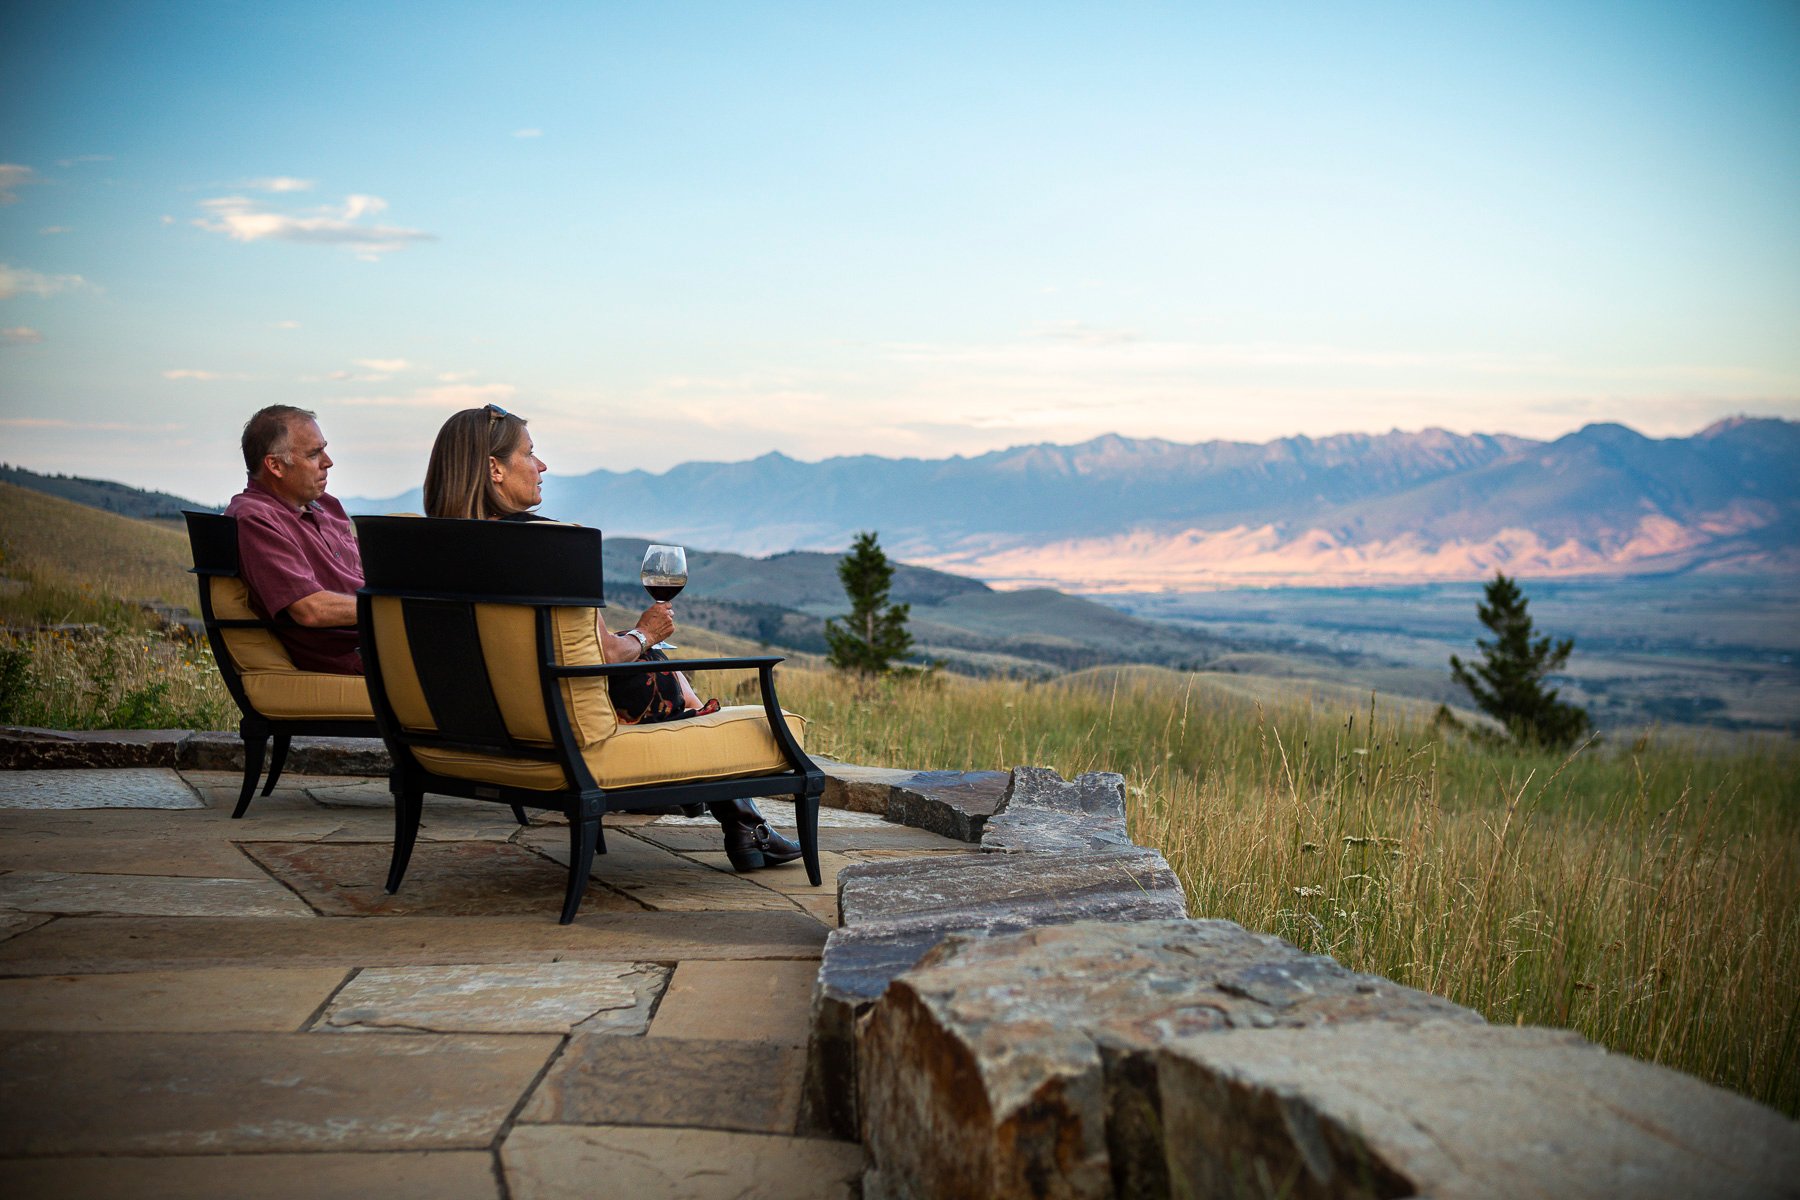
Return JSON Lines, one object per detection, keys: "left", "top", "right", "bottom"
{"left": 2, "top": 1, "right": 1796, "bottom": 504}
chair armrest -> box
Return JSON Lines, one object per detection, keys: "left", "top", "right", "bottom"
{"left": 549, "top": 655, "right": 817, "bottom": 782}
{"left": 548, "top": 656, "right": 784, "bottom": 677}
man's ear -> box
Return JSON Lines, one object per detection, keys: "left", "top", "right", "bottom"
{"left": 263, "top": 454, "right": 287, "bottom": 480}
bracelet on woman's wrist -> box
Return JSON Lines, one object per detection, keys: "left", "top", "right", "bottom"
{"left": 623, "top": 628, "right": 649, "bottom": 657}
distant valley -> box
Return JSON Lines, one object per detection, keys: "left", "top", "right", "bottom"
{"left": 350, "top": 418, "right": 1800, "bottom": 590}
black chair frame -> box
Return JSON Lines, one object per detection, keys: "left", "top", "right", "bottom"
{"left": 353, "top": 515, "right": 823, "bottom": 924}
{"left": 184, "top": 511, "right": 386, "bottom": 819}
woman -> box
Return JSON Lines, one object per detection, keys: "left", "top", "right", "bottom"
{"left": 422, "top": 404, "right": 803, "bottom": 872}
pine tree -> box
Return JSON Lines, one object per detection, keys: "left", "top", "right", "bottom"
{"left": 1448, "top": 572, "right": 1591, "bottom": 750}
{"left": 825, "top": 531, "right": 914, "bottom": 674}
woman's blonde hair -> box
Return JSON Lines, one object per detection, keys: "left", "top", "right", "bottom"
{"left": 424, "top": 405, "right": 531, "bottom": 519}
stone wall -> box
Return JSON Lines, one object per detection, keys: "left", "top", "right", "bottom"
{"left": 807, "top": 763, "right": 1800, "bottom": 1200}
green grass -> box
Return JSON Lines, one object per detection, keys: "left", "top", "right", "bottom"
{"left": 0, "top": 627, "right": 235, "bottom": 731}
{"left": 0, "top": 481, "right": 199, "bottom": 627}
{"left": 774, "top": 665, "right": 1800, "bottom": 1116}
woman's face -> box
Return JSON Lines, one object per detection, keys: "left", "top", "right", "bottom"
{"left": 490, "top": 435, "right": 546, "bottom": 512}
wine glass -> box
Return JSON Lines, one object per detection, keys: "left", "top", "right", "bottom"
{"left": 639, "top": 544, "right": 687, "bottom": 650}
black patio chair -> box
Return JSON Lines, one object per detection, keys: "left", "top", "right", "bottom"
{"left": 183, "top": 511, "right": 383, "bottom": 818}
{"left": 352, "top": 514, "right": 823, "bottom": 924}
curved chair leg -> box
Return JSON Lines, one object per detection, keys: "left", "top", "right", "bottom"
{"left": 510, "top": 804, "right": 529, "bottom": 826}
{"left": 386, "top": 780, "right": 425, "bottom": 894}
{"left": 797, "top": 787, "right": 822, "bottom": 888}
{"left": 261, "top": 733, "right": 292, "bottom": 796}
{"left": 233, "top": 732, "right": 268, "bottom": 819}
{"left": 560, "top": 816, "right": 601, "bottom": 925}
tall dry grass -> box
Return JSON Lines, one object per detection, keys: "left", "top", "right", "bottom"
{"left": 768, "top": 665, "right": 1800, "bottom": 1115}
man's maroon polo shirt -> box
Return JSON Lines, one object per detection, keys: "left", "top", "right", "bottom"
{"left": 223, "top": 477, "right": 364, "bottom": 674}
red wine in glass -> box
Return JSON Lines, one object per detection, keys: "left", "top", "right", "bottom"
{"left": 640, "top": 545, "right": 687, "bottom": 649}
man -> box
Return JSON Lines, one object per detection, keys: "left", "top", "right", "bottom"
{"left": 223, "top": 406, "right": 363, "bottom": 673}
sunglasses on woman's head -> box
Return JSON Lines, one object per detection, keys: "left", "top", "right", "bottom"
{"left": 484, "top": 402, "right": 512, "bottom": 427}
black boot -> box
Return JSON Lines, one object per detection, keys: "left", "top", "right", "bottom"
{"left": 709, "top": 798, "right": 802, "bottom": 871}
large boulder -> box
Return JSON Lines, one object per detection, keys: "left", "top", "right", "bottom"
{"left": 1151, "top": 1020, "right": 1800, "bottom": 1200}
{"left": 856, "top": 919, "right": 1478, "bottom": 1200}
{"left": 980, "top": 766, "right": 1133, "bottom": 855}
{"left": 803, "top": 849, "right": 1187, "bottom": 1140}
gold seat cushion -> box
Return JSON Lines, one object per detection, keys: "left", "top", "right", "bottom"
{"left": 208, "top": 576, "right": 299, "bottom": 674}
{"left": 410, "top": 704, "right": 807, "bottom": 792}
{"left": 240, "top": 671, "right": 375, "bottom": 721}
{"left": 207, "top": 576, "right": 373, "bottom": 720}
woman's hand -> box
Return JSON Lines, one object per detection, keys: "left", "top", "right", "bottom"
{"left": 635, "top": 602, "right": 675, "bottom": 645}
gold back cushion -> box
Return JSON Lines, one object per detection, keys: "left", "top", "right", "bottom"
{"left": 367, "top": 597, "right": 616, "bottom": 747}
{"left": 207, "top": 576, "right": 296, "bottom": 674}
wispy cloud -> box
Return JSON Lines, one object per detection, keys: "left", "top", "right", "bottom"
{"left": 38, "top": 226, "right": 71, "bottom": 236}
{"left": 272, "top": 319, "right": 301, "bottom": 330}
{"left": 162, "top": 368, "right": 251, "bottom": 381}
{"left": 2, "top": 326, "right": 43, "bottom": 346}
{"left": 53, "top": 155, "right": 112, "bottom": 168}
{"left": 355, "top": 357, "right": 409, "bottom": 373}
{"left": 192, "top": 192, "right": 435, "bottom": 260}
{"left": 512, "top": 128, "right": 544, "bottom": 139}
{"left": 0, "top": 263, "right": 91, "bottom": 299}
{"left": 0, "top": 164, "right": 40, "bottom": 204}
{"left": 242, "top": 175, "right": 315, "bottom": 193}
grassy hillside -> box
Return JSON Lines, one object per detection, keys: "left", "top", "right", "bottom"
{"left": 0, "top": 482, "right": 200, "bottom": 626}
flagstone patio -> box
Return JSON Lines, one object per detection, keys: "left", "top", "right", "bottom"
{"left": 0, "top": 766, "right": 969, "bottom": 1198}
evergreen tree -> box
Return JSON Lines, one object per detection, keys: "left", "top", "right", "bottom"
{"left": 1448, "top": 572, "right": 1591, "bottom": 750}
{"left": 825, "top": 531, "right": 914, "bottom": 674}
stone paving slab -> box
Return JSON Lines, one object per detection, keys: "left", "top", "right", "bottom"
{"left": 33, "top": 792, "right": 366, "bottom": 842}
{"left": 0, "top": 912, "right": 53, "bottom": 942}
{"left": 0, "top": 966, "right": 348, "bottom": 1033}
{"left": 0, "top": 1151, "right": 502, "bottom": 1200}
{"left": 0, "top": 767, "right": 202, "bottom": 810}
{"left": 0, "top": 912, "right": 829, "bottom": 974}
{"left": 793, "top": 894, "right": 840, "bottom": 927}
{"left": 322, "top": 813, "right": 528, "bottom": 844}
{"left": 319, "top": 962, "right": 668, "bottom": 1035}
{"left": 686, "top": 849, "right": 859, "bottom": 896}
{"left": 649, "top": 959, "right": 820, "bottom": 1046}
{"left": 0, "top": 1031, "right": 559, "bottom": 1155}
{"left": 525, "top": 828, "right": 807, "bottom": 913}
{"left": 0, "top": 869, "right": 316, "bottom": 918}
{"left": 242, "top": 841, "right": 646, "bottom": 918}
{"left": 520, "top": 1036, "right": 806, "bottom": 1134}
{"left": 0, "top": 829, "right": 268, "bottom": 878}
{"left": 501, "top": 1125, "right": 864, "bottom": 1200}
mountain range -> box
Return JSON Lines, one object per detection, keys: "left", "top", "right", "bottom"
{"left": 352, "top": 418, "right": 1800, "bottom": 589}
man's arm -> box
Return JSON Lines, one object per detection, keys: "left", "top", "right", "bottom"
{"left": 286, "top": 590, "right": 358, "bottom": 627}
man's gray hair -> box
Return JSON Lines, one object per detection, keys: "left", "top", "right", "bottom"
{"left": 241, "top": 405, "right": 318, "bottom": 475}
